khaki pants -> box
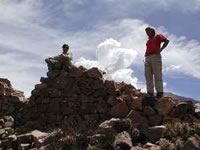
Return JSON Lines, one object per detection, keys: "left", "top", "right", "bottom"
{"left": 145, "top": 54, "right": 163, "bottom": 94}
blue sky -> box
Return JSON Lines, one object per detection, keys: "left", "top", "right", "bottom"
{"left": 0, "top": 0, "right": 200, "bottom": 100}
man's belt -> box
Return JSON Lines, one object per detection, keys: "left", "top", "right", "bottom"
{"left": 145, "top": 52, "right": 160, "bottom": 56}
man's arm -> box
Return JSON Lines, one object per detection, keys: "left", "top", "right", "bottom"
{"left": 160, "top": 39, "right": 169, "bottom": 51}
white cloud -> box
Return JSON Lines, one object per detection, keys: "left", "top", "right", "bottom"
{"left": 75, "top": 57, "right": 100, "bottom": 69}
{"left": 75, "top": 38, "right": 138, "bottom": 87}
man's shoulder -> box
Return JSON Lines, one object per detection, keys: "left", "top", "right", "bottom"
{"left": 155, "top": 34, "right": 165, "bottom": 37}
{"left": 155, "top": 34, "right": 166, "bottom": 40}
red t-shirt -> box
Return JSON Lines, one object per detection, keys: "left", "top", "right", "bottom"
{"left": 145, "top": 34, "right": 166, "bottom": 55}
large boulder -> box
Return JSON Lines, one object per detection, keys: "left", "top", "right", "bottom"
{"left": 154, "top": 97, "right": 176, "bottom": 116}
{"left": 111, "top": 101, "right": 129, "bottom": 118}
{"left": 176, "top": 101, "right": 195, "bottom": 116}
{"left": 142, "top": 126, "right": 166, "bottom": 143}
{"left": 127, "top": 110, "right": 148, "bottom": 125}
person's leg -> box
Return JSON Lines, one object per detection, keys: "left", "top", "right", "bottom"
{"left": 145, "top": 56, "right": 154, "bottom": 96}
{"left": 151, "top": 55, "right": 163, "bottom": 97}
{"left": 45, "top": 58, "right": 54, "bottom": 72}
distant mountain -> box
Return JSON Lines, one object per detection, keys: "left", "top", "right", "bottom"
{"left": 164, "top": 92, "right": 199, "bottom": 104}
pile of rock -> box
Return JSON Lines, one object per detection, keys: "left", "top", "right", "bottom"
{"left": 22, "top": 67, "right": 140, "bottom": 131}
{"left": 18, "top": 66, "right": 200, "bottom": 132}
{"left": 0, "top": 78, "right": 27, "bottom": 121}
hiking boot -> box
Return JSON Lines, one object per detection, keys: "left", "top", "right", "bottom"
{"left": 147, "top": 92, "right": 154, "bottom": 97}
{"left": 156, "top": 92, "right": 163, "bottom": 98}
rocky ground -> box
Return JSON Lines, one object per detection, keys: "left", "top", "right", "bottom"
{"left": 0, "top": 66, "right": 200, "bottom": 150}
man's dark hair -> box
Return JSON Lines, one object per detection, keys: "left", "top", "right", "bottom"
{"left": 145, "top": 27, "right": 156, "bottom": 36}
{"left": 62, "top": 44, "right": 69, "bottom": 49}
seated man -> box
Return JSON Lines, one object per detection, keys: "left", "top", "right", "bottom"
{"left": 45, "top": 44, "right": 72, "bottom": 73}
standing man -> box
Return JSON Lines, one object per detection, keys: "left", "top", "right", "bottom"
{"left": 144, "top": 27, "right": 169, "bottom": 98}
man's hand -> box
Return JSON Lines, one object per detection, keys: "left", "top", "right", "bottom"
{"left": 160, "top": 39, "right": 169, "bottom": 51}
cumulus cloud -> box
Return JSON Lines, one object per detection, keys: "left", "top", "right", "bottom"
{"left": 75, "top": 38, "right": 138, "bottom": 87}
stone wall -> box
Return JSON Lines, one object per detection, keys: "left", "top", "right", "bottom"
{"left": 0, "top": 79, "right": 27, "bottom": 122}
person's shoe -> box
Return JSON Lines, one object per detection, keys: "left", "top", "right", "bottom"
{"left": 147, "top": 92, "right": 154, "bottom": 97}
{"left": 156, "top": 92, "right": 163, "bottom": 98}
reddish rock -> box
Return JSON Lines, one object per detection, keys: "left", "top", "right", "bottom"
{"left": 79, "top": 95, "right": 92, "bottom": 103}
{"left": 107, "top": 96, "right": 122, "bottom": 106}
{"left": 120, "top": 83, "right": 136, "bottom": 94}
{"left": 130, "top": 97, "right": 143, "bottom": 111}
{"left": 69, "top": 66, "right": 84, "bottom": 77}
{"left": 105, "top": 80, "right": 117, "bottom": 94}
{"left": 48, "top": 88, "right": 60, "bottom": 97}
{"left": 96, "top": 100, "right": 108, "bottom": 113}
{"left": 123, "top": 94, "right": 135, "bottom": 108}
{"left": 154, "top": 97, "right": 176, "bottom": 116}
{"left": 47, "top": 100, "right": 60, "bottom": 114}
{"left": 148, "top": 115, "right": 162, "bottom": 126}
{"left": 90, "top": 79, "right": 105, "bottom": 90}
{"left": 168, "top": 107, "right": 177, "bottom": 118}
{"left": 61, "top": 102, "right": 76, "bottom": 115}
{"left": 123, "top": 94, "right": 134, "bottom": 102}
{"left": 31, "top": 89, "right": 39, "bottom": 97}
{"left": 76, "top": 80, "right": 92, "bottom": 95}
{"left": 142, "top": 126, "right": 166, "bottom": 143}
{"left": 111, "top": 101, "right": 129, "bottom": 118}
{"left": 176, "top": 101, "right": 195, "bottom": 116}
{"left": 144, "top": 106, "right": 156, "bottom": 117}
{"left": 35, "top": 83, "right": 47, "bottom": 91}
{"left": 127, "top": 110, "right": 148, "bottom": 124}
{"left": 81, "top": 102, "right": 97, "bottom": 114}
{"left": 87, "top": 67, "right": 104, "bottom": 79}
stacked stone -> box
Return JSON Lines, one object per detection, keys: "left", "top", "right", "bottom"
{"left": 25, "top": 67, "right": 139, "bottom": 131}
{"left": 24, "top": 66, "right": 200, "bottom": 132}
{"left": 0, "top": 78, "right": 27, "bottom": 120}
